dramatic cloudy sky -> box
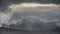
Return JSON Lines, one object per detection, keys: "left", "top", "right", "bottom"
{"left": 0, "top": 0, "right": 60, "bottom": 7}
{"left": 0, "top": 0, "right": 60, "bottom": 11}
{"left": 0, "top": 0, "right": 60, "bottom": 32}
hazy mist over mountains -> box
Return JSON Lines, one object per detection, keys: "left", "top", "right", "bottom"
{"left": 0, "top": 0, "right": 60, "bottom": 34}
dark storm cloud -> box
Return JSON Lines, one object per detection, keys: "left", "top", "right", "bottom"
{"left": 0, "top": 0, "right": 60, "bottom": 6}
{"left": 9, "top": 0, "right": 60, "bottom": 4}
{"left": 32, "top": 0, "right": 60, "bottom": 4}
{"left": 1, "top": 0, "right": 60, "bottom": 4}
{"left": 0, "top": 0, "right": 60, "bottom": 12}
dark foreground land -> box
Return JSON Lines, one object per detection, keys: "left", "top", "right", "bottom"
{"left": 0, "top": 27, "right": 60, "bottom": 34}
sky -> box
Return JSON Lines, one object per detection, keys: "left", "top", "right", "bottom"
{"left": 0, "top": 0, "right": 60, "bottom": 11}
{"left": 0, "top": 0, "right": 60, "bottom": 34}
{"left": 0, "top": 0, "right": 60, "bottom": 27}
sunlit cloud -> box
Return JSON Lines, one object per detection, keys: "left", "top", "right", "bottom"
{"left": 9, "top": 3, "right": 58, "bottom": 9}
